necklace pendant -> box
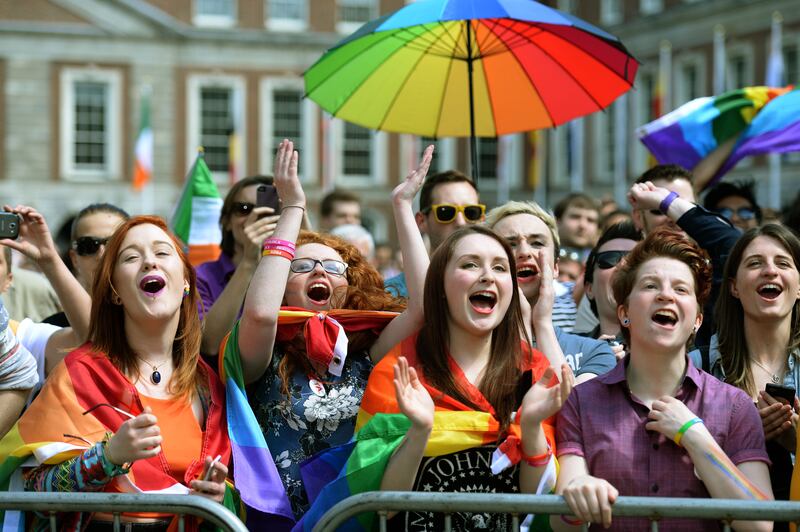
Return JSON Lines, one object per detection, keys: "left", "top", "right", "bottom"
{"left": 151, "top": 369, "right": 162, "bottom": 385}
{"left": 772, "top": 374, "right": 781, "bottom": 384}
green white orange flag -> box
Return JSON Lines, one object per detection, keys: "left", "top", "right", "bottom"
{"left": 132, "top": 89, "right": 152, "bottom": 191}
{"left": 171, "top": 150, "right": 222, "bottom": 265}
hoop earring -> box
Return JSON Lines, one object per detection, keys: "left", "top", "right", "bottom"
{"left": 110, "top": 284, "right": 122, "bottom": 305}
{"left": 621, "top": 317, "right": 630, "bottom": 327}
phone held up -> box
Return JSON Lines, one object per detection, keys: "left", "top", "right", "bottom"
{"left": 765, "top": 383, "right": 796, "bottom": 407}
{"left": 0, "top": 212, "right": 20, "bottom": 240}
{"left": 256, "top": 184, "right": 280, "bottom": 214}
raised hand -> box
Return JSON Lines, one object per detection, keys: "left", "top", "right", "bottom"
{"left": 530, "top": 245, "right": 555, "bottom": 326}
{"left": 1, "top": 205, "right": 59, "bottom": 265}
{"left": 189, "top": 455, "right": 229, "bottom": 503}
{"left": 519, "top": 364, "right": 573, "bottom": 429}
{"left": 627, "top": 181, "right": 670, "bottom": 212}
{"left": 393, "top": 356, "right": 434, "bottom": 432}
{"left": 392, "top": 145, "right": 434, "bottom": 206}
{"left": 105, "top": 406, "right": 162, "bottom": 465}
{"left": 272, "top": 139, "right": 305, "bottom": 210}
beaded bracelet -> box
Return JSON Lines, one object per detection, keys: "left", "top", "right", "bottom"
{"left": 674, "top": 417, "right": 704, "bottom": 447}
{"left": 262, "top": 248, "right": 294, "bottom": 260}
{"left": 520, "top": 444, "right": 552, "bottom": 468}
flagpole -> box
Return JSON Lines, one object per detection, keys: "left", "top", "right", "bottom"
{"left": 713, "top": 25, "right": 726, "bottom": 94}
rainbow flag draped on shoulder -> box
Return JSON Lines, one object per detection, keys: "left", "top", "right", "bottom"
{"left": 218, "top": 308, "right": 399, "bottom": 529}
{"left": 637, "top": 85, "right": 799, "bottom": 188}
{"left": 294, "top": 335, "right": 557, "bottom": 531}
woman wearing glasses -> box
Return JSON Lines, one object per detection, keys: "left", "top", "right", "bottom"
{"left": 226, "top": 140, "right": 429, "bottom": 522}
{"left": 196, "top": 175, "right": 282, "bottom": 356}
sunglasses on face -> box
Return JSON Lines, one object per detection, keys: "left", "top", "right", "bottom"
{"left": 718, "top": 207, "right": 756, "bottom": 221}
{"left": 231, "top": 202, "right": 256, "bottom": 217}
{"left": 596, "top": 250, "right": 629, "bottom": 269}
{"left": 72, "top": 236, "right": 110, "bottom": 257}
{"left": 425, "top": 203, "right": 486, "bottom": 224}
{"left": 290, "top": 258, "right": 348, "bottom": 276}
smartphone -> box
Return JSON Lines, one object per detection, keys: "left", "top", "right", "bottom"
{"left": 0, "top": 213, "right": 20, "bottom": 240}
{"left": 765, "top": 383, "right": 795, "bottom": 406}
{"left": 256, "top": 184, "right": 280, "bottom": 213}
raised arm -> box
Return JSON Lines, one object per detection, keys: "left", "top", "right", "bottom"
{"left": 529, "top": 246, "right": 569, "bottom": 372}
{"left": 368, "top": 146, "right": 433, "bottom": 363}
{"left": 2, "top": 205, "right": 90, "bottom": 341}
{"left": 237, "top": 140, "right": 305, "bottom": 383}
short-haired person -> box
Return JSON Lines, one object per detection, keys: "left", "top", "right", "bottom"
{"left": 554, "top": 228, "right": 773, "bottom": 531}
{"left": 554, "top": 193, "right": 600, "bottom": 257}
{"left": 330, "top": 223, "right": 375, "bottom": 263}
{"left": 385, "top": 170, "right": 482, "bottom": 298}
{"left": 583, "top": 222, "right": 643, "bottom": 342}
{"left": 703, "top": 180, "right": 762, "bottom": 232}
{"left": 319, "top": 189, "right": 362, "bottom": 231}
{"left": 487, "top": 201, "right": 616, "bottom": 381}
{"left": 631, "top": 164, "right": 696, "bottom": 236}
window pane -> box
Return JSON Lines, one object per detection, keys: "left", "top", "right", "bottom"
{"left": 197, "top": 0, "right": 235, "bottom": 17}
{"left": 727, "top": 55, "right": 748, "bottom": 89}
{"left": 343, "top": 122, "right": 372, "bottom": 176}
{"left": 420, "top": 136, "right": 444, "bottom": 175}
{"left": 784, "top": 45, "right": 798, "bottom": 87}
{"left": 681, "top": 64, "right": 699, "bottom": 101}
{"left": 269, "top": 0, "right": 305, "bottom": 20}
{"left": 200, "top": 87, "right": 233, "bottom": 173}
{"left": 476, "top": 138, "right": 498, "bottom": 180}
{"left": 272, "top": 89, "right": 303, "bottom": 162}
{"left": 338, "top": 0, "right": 375, "bottom": 24}
{"left": 73, "top": 81, "right": 107, "bottom": 169}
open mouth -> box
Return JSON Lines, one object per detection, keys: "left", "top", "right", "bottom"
{"left": 469, "top": 291, "right": 497, "bottom": 315}
{"left": 651, "top": 309, "right": 678, "bottom": 328}
{"left": 516, "top": 264, "right": 539, "bottom": 283}
{"left": 307, "top": 282, "right": 331, "bottom": 306}
{"left": 139, "top": 275, "right": 166, "bottom": 297}
{"left": 757, "top": 283, "right": 783, "bottom": 300}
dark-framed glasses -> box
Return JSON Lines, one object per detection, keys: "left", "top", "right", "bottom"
{"left": 718, "top": 207, "right": 756, "bottom": 221}
{"left": 290, "top": 258, "right": 348, "bottom": 276}
{"left": 596, "top": 250, "right": 629, "bottom": 269}
{"left": 231, "top": 202, "right": 256, "bottom": 217}
{"left": 425, "top": 203, "right": 486, "bottom": 224}
{"left": 72, "top": 236, "right": 110, "bottom": 257}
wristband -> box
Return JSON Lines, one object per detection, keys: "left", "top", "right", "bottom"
{"left": 262, "top": 249, "right": 294, "bottom": 260}
{"left": 263, "top": 238, "right": 295, "bottom": 251}
{"left": 560, "top": 515, "right": 584, "bottom": 526}
{"left": 674, "top": 417, "right": 703, "bottom": 446}
{"left": 520, "top": 444, "right": 552, "bottom": 468}
{"left": 659, "top": 191, "right": 679, "bottom": 214}
{"left": 281, "top": 204, "right": 306, "bottom": 213}
{"left": 262, "top": 244, "right": 296, "bottom": 254}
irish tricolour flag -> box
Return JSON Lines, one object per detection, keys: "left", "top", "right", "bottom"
{"left": 132, "top": 90, "right": 152, "bottom": 191}
{"left": 171, "top": 150, "right": 223, "bottom": 265}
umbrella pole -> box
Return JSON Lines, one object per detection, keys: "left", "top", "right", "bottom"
{"left": 465, "top": 20, "right": 479, "bottom": 179}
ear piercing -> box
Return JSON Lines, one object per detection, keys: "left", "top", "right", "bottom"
{"left": 621, "top": 317, "right": 630, "bottom": 326}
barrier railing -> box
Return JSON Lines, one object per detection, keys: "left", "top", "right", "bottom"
{"left": 313, "top": 492, "right": 800, "bottom": 532}
{"left": 0, "top": 492, "right": 248, "bottom": 532}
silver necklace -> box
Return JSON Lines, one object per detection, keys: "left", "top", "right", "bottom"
{"left": 751, "top": 358, "right": 783, "bottom": 384}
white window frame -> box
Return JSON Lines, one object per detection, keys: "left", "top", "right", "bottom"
{"left": 600, "top": 0, "right": 623, "bottom": 26}
{"left": 640, "top": 0, "right": 663, "bottom": 15}
{"left": 59, "top": 67, "right": 122, "bottom": 182}
{"left": 475, "top": 134, "right": 523, "bottom": 191}
{"left": 674, "top": 54, "right": 706, "bottom": 107}
{"left": 332, "top": 118, "right": 387, "bottom": 187}
{"left": 259, "top": 77, "right": 317, "bottom": 183}
{"left": 593, "top": 108, "right": 615, "bottom": 184}
{"left": 336, "top": 0, "right": 378, "bottom": 34}
{"left": 725, "top": 43, "right": 755, "bottom": 90}
{"left": 265, "top": 0, "right": 307, "bottom": 31}
{"left": 186, "top": 74, "right": 247, "bottom": 183}
{"left": 193, "top": 0, "right": 237, "bottom": 28}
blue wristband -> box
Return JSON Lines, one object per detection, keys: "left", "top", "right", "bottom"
{"left": 659, "top": 191, "right": 679, "bottom": 214}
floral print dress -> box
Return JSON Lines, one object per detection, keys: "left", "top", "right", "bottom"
{"left": 249, "top": 348, "right": 373, "bottom": 517}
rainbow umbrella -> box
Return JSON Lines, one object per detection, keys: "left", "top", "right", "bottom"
{"left": 304, "top": 0, "right": 638, "bottom": 175}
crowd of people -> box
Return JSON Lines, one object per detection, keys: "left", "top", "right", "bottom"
{"left": 0, "top": 139, "right": 799, "bottom": 532}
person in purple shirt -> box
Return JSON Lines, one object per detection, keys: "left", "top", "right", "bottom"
{"left": 553, "top": 227, "right": 773, "bottom": 531}
{"left": 196, "top": 175, "right": 280, "bottom": 355}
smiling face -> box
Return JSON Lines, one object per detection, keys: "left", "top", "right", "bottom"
{"left": 731, "top": 236, "right": 800, "bottom": 323}
{"left": 492, "top": 213, "right": 556, "bottom": 303}
{"left": 620, "top": 257, "right": 701, "bottom": 354}
{"left": 112, "top": 224, "right": 188, "bottom": 323}
{"left": 284, "top": 243, "right": 350, "bottom": 311}
{"left": 443, "top": 233, "right": 514, "bottom": 339}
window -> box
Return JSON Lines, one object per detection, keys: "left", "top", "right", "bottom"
{"left": 475, "top": 135, "right": 523, "bottom": 195}
{"left": 675, "top": 56, "right": 705, "bottom": 105}
{"left": 600, "top": 0, "right": 622, "bottom": 26}
{"left": 260, "top": 78, "right": 317, "bottom": 182}
{"left": 726, "top": 45, "right": 753, "bottom": 90}
{"left": 59, "top": 67, "right": 122, "bottom": 181}
{"left": 337, "top": 0, "right": 377, "bottom": 34}
{"left": 266, "top": 0, "right": 307, "bottom": 31}
{"left": 187, "top": 75, "right": 246, "bottom": 181}
{"left": 784, "top": 44, "right": 798, "bottom": 87}
{"left": 194, "top": 0, "right": 236, "bottom": 27}
{"left": 640, "top": 0, "right": 663, "bottom": 15}
{"left": 594, "top": 109, "right": 615, "bottom": 183}
{"left": 334, "top": 119, "right": 387, "bottom": 186}
{"left": 475, "top": 138, "right": 498, "bottom": 181}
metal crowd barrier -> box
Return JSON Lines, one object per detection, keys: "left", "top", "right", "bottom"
{"left": 314, "top": 491, "right": 800, "bottom": 532}
{"left": 0, "top": 492, "right": 248, "bottom": 532}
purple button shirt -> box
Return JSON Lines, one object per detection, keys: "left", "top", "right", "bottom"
{"left": 556, "top": 356, "right": 769, "bottom": 531}
{"left": 195, "top": 252, "right": 235, "bottom": 320}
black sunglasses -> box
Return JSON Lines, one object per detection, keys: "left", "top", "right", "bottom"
{"left": 231, "top": 202, "right": 256, "bottom": 217}
{"left": 596, "top": 250, "right": 629, "bottom": 269}
{"left": 718, "top": 207, "right": 756, "bottom": 221}
{"left": 72, "top": 236, "right": 110, "bottom": 257}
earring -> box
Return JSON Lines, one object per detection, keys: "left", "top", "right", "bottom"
{"left": 110, "top": 284, "right": 122, "bottom": 305}
{"left": 183, "top": 284, "right": 191, "bottom": 298}
{"left": 621, "top": 317, "right": 630, "bottom": 326}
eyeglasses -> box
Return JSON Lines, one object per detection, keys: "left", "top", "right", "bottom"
{"left": 290, "top": 258, "right": 348, "bottom": 276}
{"left": 424, "top": 204, "right": 486, "bottom": 224}
{"left": 718, "top": 207, "right": 756, "bottom": 221}
{"left": 559, "top": 248, "right": 582, "bottom": 262}
{"left": 596, "top": 250, "right": 629, "bottom": 269}
{"left": 231, "top": 202, "right": 256, "bottom": 217}
{"left": 72, "top": 236, "right": 110, "bottom": 256}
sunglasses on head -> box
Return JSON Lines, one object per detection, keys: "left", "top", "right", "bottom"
{"left": 596, "top": 250, "right": 629, "bottom": 269}
{"left": 72, "top": 236, "right": 110, "bottom": 257}
{"left": 290, "top": 258, "right": 348, "bottom": 276}
{"left": 231, "top": 202, "right": 256, "bottom": 217}
{"left": 425, "top": 203, "right": 486, "bottom": 224}
{"left": 718, "top": 207, "right": 756, "bottom": 221}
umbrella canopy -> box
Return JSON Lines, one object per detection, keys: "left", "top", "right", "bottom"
{"left": 305, "top": 0, "right": 638, "bottom": 156}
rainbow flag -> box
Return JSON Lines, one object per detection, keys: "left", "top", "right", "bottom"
{"left": 295, "top": 335, "right": 557, "bottom": 531}
{"left": 218, "top": 309, "right": 399, "bottom": 529}
{"left": 637, "top": 86, "right": 799, "bottom": 188}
